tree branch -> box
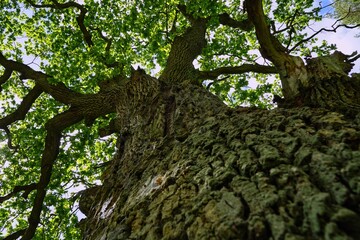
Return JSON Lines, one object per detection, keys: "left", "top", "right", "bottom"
{"left": 89, "top": 27, "right": 123, "bottom": 68}
{"left": 4, "top": 229, "right": 27, "bottom": 240}
{"left": 25, "top": 0, "right": 93, "bottom": 47}
{"left": 0, "top": 85, "right": 43, "bottom": 127}
{"left": 21, "top": 109, "right": 83, "bottom": 240}
{"left": 160, "top": 5, "right": 209, "bottom": 82}
{"left": 218, "top": 13, "right": 253, "bottom": 31}
{"left": 290, "top": 23, "right": 360, "bottom": 52}
{"left": 25, "top": 0, "right": 83, "bottom": 9}
{"left": 198, "top": 64, "right": 278, "bottom": 80}
{"left": 0, "top": 68, "right": 12, "bottom": 92}
{"left": 177, "top": 4, "right": 197, "bottom": 24}
{"left": 76, "top": 8, "right": 93, "bottom": 47}
{"left": 245, "top": 0, "right": 286, "bottom": 65}
{"left": 0, "top": 52, "right": 81, "bottom": 104}
{"left": 245, "top": 0, "right": 308, "bottom": 99}
{"left": 1, "top": 87, "right": 118, "bottom": 239}
{"left": 3, "top": 126, "right": 18, "bottom": 150}
{"left": 0, "top": 183, "right": 37, "bottom": 203}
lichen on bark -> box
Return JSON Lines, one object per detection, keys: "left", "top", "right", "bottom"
{"left": 79, "top": 78, "right": 360, "bottom": 239}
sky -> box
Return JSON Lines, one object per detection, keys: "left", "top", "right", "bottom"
{"left": 310, "top": 18, "right": 360, "bottom": 72}
{"left": 313, "top": 0, "right": 360, "bottom": 72}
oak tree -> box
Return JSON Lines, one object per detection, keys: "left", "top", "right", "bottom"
{"left": 1, "top": 0, "right": 360, "bottom": 239}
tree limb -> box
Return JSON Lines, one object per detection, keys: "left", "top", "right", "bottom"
{"left": 245, "top": 0, "right": 286, "bottom": 65}
{"left": 290, "top": 23, "right": 360, "bottom": 52}
{"left": 0, "top": 183, "right": 37, "bottom": 203}
{"left": 25, "top": 0, "right": 93, "bottom": 47}
{"left": 21, "top": 109, "right": 84, "bottom": 240}
{"left": 76, "top": 8, "right": 93, "bottom": 47}
{"left": 0, "top": 85, "right": 43, "bottom": 127}
{"left": 4, "top": 229, "right": 27, "bottom": 240}
{"left": 160, "top": 5, "right": 208, "bottom": 82}
{"left": 218, "top": 13, "right": 253, "bottom": 31}
{"left": 245, "top": 0, "right": 307, "bottom": 99}
{"left": 198, "top": 64, "right": 278, "bottom": 80}
{"left": 89, "top": 27, "right": 122, "bottom": 68}
{"left": 3, "top": 126, "right": 18, "bottom": 150}
{"left": 177, "top": 4, "right": 197, "bottom": 24}
{"left": 0, "top": 68, "right": 12, "bottom": 92}
{"left": 0, "top": 52, "right": 81, "bottom": 104}
{"left": 25, "top": 0, "right": 83, "bottom": 9}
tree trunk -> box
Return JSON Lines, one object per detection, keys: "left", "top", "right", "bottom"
{"left": 78, "top": 69, "right": 360, "bottom": 239}
{"left": 77, "top": 3, "right": 360, "bottom": 239}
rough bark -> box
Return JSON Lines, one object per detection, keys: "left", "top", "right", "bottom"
{"left": 79, "top": 74, "right": 360, "bottom": 239}
{"left": 2, "top": 2, "right": 359, "bottom": 239}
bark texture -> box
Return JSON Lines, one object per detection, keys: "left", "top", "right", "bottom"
{"left": 79, "top": 76, "right": 360, "bottom": 239}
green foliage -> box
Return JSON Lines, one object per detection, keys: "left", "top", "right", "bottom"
{"left": 0, "top": 0, "right": 346, "bottom": 238}
{"left": 333, "top": 0, "right": 360, "bottom": 26}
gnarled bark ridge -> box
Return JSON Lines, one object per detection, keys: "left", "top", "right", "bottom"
{"left": 79, "top": 75, "right": 360, "bottom": 239}
{"left": 77, "top": 3, "right": 360, "bottom": 240}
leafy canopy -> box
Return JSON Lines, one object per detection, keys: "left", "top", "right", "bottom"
{"left": 0, "top": 0, "right": 356, "bottom": 238}
{"left": 332, "top": 0, "right": 360, "bottom": 36}
{"left": 333, "top": 0, "right": 360, "bottom": 25}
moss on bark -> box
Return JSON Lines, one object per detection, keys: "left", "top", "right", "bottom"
{"left": 79, "top": 81, "right": 360, "bottom": 240}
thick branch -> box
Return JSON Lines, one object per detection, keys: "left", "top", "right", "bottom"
{"left": 245, "top": 0, "right": 286, "bottom": 65}
{"left": 245, "top": 0, "right": 307, "bottom": 99}
{"left": 21, "top": 109, "right": 83, "bottom": 240}
{"left": 0, "top": 52, "right": 81, "bottom": 104}
{"left": 2, "top": 90, "right": 118, "bottom": 239}
{"left": 160, "top": 5, "right": 208, "bottom": 83}
{"left": 76, "top": 8, "right": 93, "bottom": 47}
{"left": 218, "top": 13, "right": 253, "bottom": 31}
{"left": 0, "top": 68, "right": 12, "bottom": 91}
{"left": 4, "top": 229, "right": 27, "bottom": 240}
{"left": 177, "top": 4, "right": 197, "bottom": 24}
{"left": 198, "top": 64, "right": 278, "bottom": 80}
{"left": 0, "top": 85, "right": 43, "bottom": 127}
{"left": 0, "top": 183, "right": 37, "bottom": 203}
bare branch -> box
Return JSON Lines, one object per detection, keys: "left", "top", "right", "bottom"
{"left": 290, "top": 23, "right": 360, "bottom": 52}
{"left": 198, "top": 64, "right": 278, "bottom": 80}
{"left": 349, "top": 51, "right": 360, "bottom": 62}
